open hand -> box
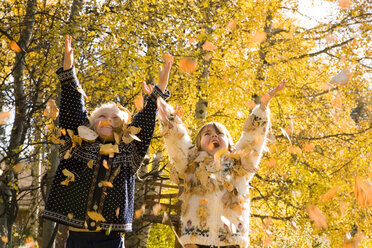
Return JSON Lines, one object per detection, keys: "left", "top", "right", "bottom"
{"left": 63, "top": 35, "right": 73, "bottom": 70}
{"left": 157, "top": 54, "right": 173, "bottom": 92}
{"left": 260, "top": 79, "right": 286, "bottom": 110}
{"left": 142, "top": 81, "right": 154, "bottom": 95}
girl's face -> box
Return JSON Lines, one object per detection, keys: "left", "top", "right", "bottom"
{"left": 199, "top": 125, "right": 229, "bottom": 155}
{"left": 93, "top": 107, "right": 123, "bottom": 142}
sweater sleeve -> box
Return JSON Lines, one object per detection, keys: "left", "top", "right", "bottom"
{"left": 57, "top": 66, "right": 89, "bottom": 132}
{"left": 235, "top": 105, "right": 270, "bottom": 180}
{"left": 130, "top": 86, "right": 170, "bottom": 159}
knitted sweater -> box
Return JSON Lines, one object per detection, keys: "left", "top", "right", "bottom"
{"left": 161, "top": 106, "right": 270, "bottom": 247}
{"left": 42, "top": 67, "right": 169, "bottom": 232}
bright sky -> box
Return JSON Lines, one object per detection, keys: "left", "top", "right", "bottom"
{"left": 291, "top": 0, "right": 340, "bottom": 28}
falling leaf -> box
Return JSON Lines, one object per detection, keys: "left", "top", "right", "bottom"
{"left": 179, "top": 57, "right": 197, "bottom": 73}
{"left": 188, "top": 38, "right": 197, "bottom": 45}
{"left": 303, "top": 143, "right": 314, "bottom": 152}
{"left": 134, "top": 93, "right": 144, "bottom": 111}
{"left": 202, "top": 41, "right": 217, "bottom": 51}
{"left": 135, "top": 204, "right": 146, "bottom": 219}
{"left": 67, "top": 213, "right": 74, "bottom": 219}
{"left": 13, "top": 162, "right": 26, "bottom": 174}
{"left": 266, "top": 158, "right": 276, "bottom": 168}
{"left": 306, "top": 205, "right": 328, "bottom": 229}
{"left": 44, "top": 99, "right": 59, "bottom": 120}
{"left": 339, "top": 201, "right": 349, "bottom": 216}
{"left": 152, "top": 203, "right": 162, "bottom": 216}
{"left": 99, "top": 181, "right": 113, "bottom": 188}
{"left": 325, "top": 34, "right": 336, "bottom": 43}
{"left": 248, "top": 31, "right": 266, "bottom": 43}
{"left": 64, "top": 149, "right": 72, "bottom": 160}
{"left": 263, "top": 235, "right": 273, "bottom": 247}
{"left": 76, "top": 85, "right": 88, "bottom": 100}
{"left": 102, "top": 159, "right": 109, "bottom": 170}
{"left": 99, "top": 144, "right": 119, "bottom": 157}
{"left": 329, "top": 68, "right": 352, "bottom": 86}
{"left": 224, "top": 181, "right": 235, "bottom": 192}
{"left": 0, "top": 111, "right": 11, "bottom": 125}
{"left": 199, "top": 198, "right": 209, "bottom": 205}
{"left": 78, "top": 126, "right": 98, "bottom": 142}
{"left": 60, "top": 168, "right": 75, "bottom": 186}
{"left": 87, "top": 211, "right": 106, "bottom": 222}
{"left": 354, "top": 175, "right": 372, "bottom": 207}
{"left": 338, "top": 0, "right": 351, "bottom": 9}
{"left": 319, "top": 186, "right": 339, "bottom": 202}
{"left": 227, "top": 19, "right": 238, "bottom": 30}
{"left": 1, "top": 236, "right": 8, "bottom": 243}
{"left": 115, "top": 207, "right": 120, "bottom": 218}
{"left": 87, "top": 160, "right": 94, "bottom": 169}
{"left": 331, "top": 97, "right": 343, "bottom": 108}
{"left": 287, "top": 145, "right": 301, "bottom": 154}
{"left": 116, "top": 103, "right": 132, "bottom": 124}
{"left": 122, "top": 126, "right": 142, "bottom": 143}
{"left": 247, "top": 101, "right": 256, "bottom": 110}
{"left": 10, "top": 41, "right": 21, "bottom": 52}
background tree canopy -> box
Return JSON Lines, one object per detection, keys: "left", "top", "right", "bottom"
{"left": 0, "top": 0, "right": 370, "bottom": 247}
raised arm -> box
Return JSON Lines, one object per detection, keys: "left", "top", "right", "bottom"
{"left": 236, "top": 80, "right": 286, "bottom": 179}
{"left": 58, "top": 35, "right": 89, "bottom": 131}
{"left": 129, "top": 55, "right": 173, "bottom": 159}
{"left": 157, "top": 98, "right": 192, "bottom": 174}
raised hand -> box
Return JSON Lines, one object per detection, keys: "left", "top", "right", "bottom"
{"left": 260, "top": 79, "right": 286, "bottom": 110}
{"left": 142, "top": 81, "right": 154, "bottom": 95}
{"left": 63, "top": 35, "right": 73, "bottom": 70}
{"left": 157, "top": 54, "right": 174, "bottom": 92}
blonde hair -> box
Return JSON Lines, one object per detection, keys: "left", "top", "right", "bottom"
{"left": 195, "top": 122, "right": 235, "bottom": 152}
{"left": 88, "top": 102, "right": 127, "bottom": 128}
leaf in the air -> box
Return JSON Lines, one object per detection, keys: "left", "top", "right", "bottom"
{"left": 306, "top": 205, "right": 328, "bottom": 229}
{"left": 44, "top": 99, "right": 59, "bottom": 120}
{"left": 10, "top": 41, "right": 21, "bottom": 52}
{"left": 202, "top": 41, "right": 217, "bottom": 51}
{"left": 179, "top": 57, "right": 197, "bottom": 73}
{"left": 0, "top": 111, "right": 11, "bottom": 125}
{"left": 87, "top": 211, "right": 106, "bottom": 222}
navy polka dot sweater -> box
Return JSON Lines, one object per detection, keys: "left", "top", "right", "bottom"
{"left": 42, "top": 66, "right": 169, "bottom": 232}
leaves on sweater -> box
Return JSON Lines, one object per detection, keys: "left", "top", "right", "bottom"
{"left": 60, "top": 169, "right": 75, "bottom": 186}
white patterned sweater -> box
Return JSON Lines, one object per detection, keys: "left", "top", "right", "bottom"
{"left": 158, "top": 101, "right": 270, "bottom": 247}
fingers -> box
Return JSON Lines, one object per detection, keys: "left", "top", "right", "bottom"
{"left": 142, "top": 81, "right": 155, "bottom": 95}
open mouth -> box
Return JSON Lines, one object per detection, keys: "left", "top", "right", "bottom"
{"left": 213, "top": 142, "right": 220, "bottom": 148}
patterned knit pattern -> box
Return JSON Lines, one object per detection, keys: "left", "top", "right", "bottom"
{"left": 161, "top": 106, "right": 270, "bottom": 247}
{"left": 42, "top": 66, "right": 169, "bottom": 232}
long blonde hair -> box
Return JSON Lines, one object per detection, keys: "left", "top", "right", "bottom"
{"left": 195, "top": 122, "right": 235, "bottom": 152}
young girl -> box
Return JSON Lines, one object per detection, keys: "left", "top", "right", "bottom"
{"left": 42, "top": 36, "right": 173, "bottom": 247}
{"left": 157, "top": 80, "right": 285, "bottom": 248}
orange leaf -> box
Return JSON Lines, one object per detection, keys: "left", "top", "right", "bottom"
{"left": 248, "top": 31, "right": 266, "bottom": 43}
{"left": 306, "top": 205, "right": 328, "bottom": 229}
{"left": 188, "top": 38, "right": 197, "bottom": 45}
{"left": 199, "top": 198, "right": 209, "bottom": 205}
{"left": 1, "top": 236, "right": 8, "bottom": 243}
{"left": 87, "top": 160, "right": 94, "bottom": 169}
{"left": 134, "top": 93, "right": 144, "bottom": 111}
{"left": 266, "top": 158, "right": 276, "bottom": 168}
{"left": 67, "top": 213, "right": 74, "bottom": 219}
{"left": 10, "top": 41, "right": 21, "bottom": 53}
{"left": 0, "top": 111, "right": 11, "bottom": 125}
{"left": 325, "top": 34, "right": 336, "bottom": 43}
{"left": 338, "top": 0, "right": 351, "bottom": 9}
{"left": 13, "top": 162, "right": 26, "bottom": 174}
{"left": 202, "top": 41, "right": 217, "bottom": 51}
{"left": 287, "top": 146, "right": 301, "bottom": 154}
{"left": 44, "top": 99, "right": 59, "bottom": 120}
{"left": 303, "top": 143, "right": 314, "bottom": 152}
{"left": 179, "top": 57, "right": 197, "bottom": 73}
{"left": 355, "top": 175, "right": 372, "bottom": 207}
{"left": 99, "top": 181, "right": 113, "bottom": 188}
{"left": 227, "top": 19, "right": 238, "bottom": 30}
{"left": 319, "top": 186, "right": 339, "bottom": 202}
{"left": 331, "top": 97, "right": 342, "bottom": 108}
{"left": 115, "top": 207, "right": 120, "bottom": 218}
{"left": 135, "top": 204, "right": 146, "bottom": 219}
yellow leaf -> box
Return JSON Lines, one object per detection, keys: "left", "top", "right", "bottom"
{"left": 76, "top": 85, "right": 88, "bottom": 100}
{"left": 99, "top": 143, "right": 119, "bottom": 157}
{"left": 64, "top": 149, "right": 72, "bottom": 160}
{"left": 306, "top": 205, "right": 328, "bottom": 229}
{"left": 179, "top": 57, "right": 197, "bottom": 73}
{"left": 99, "top": 181, "right": 113, "bottom": 188}
{"left": 116, "top": 103, "right": 132, "bottom": 124}
{"left": 134, "top": 93, "right": 144, "bottom": 111}
{"left": 115, "top": 207, "right": 120, "bottom": 218}
{"left": 202, "top": 41, "right": 217, "bottom": 51}
{"left": 87, "top": 211, "right": 106, "bottom": 222}
{"left": 78, "top": 126, "right": 98, "bottom": 142}
{"left": 67, "top": 213, "right": 74, "bottom": 219}
{"left": 102, "top": 159, "right": 109, "bottom": 170}
{"left": 44, "top": 99, "right": 59, "bottom": 120}
{"left": 330, "top": 68, "right": 352, "bottom": 86}
{"left": 10, "top": 41, "right": 21, "bottom": 53}
{"left": 87, "top": 160, "right": 94, "bottom": 169}
{"left": 199, "top": 198, "right": 209, "bottom": 205}
{"left": 188, "top": 38, "right": 197, "bottom": 45}
{"left": 0, "top": 111, "right": 11, "bottom": 125}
